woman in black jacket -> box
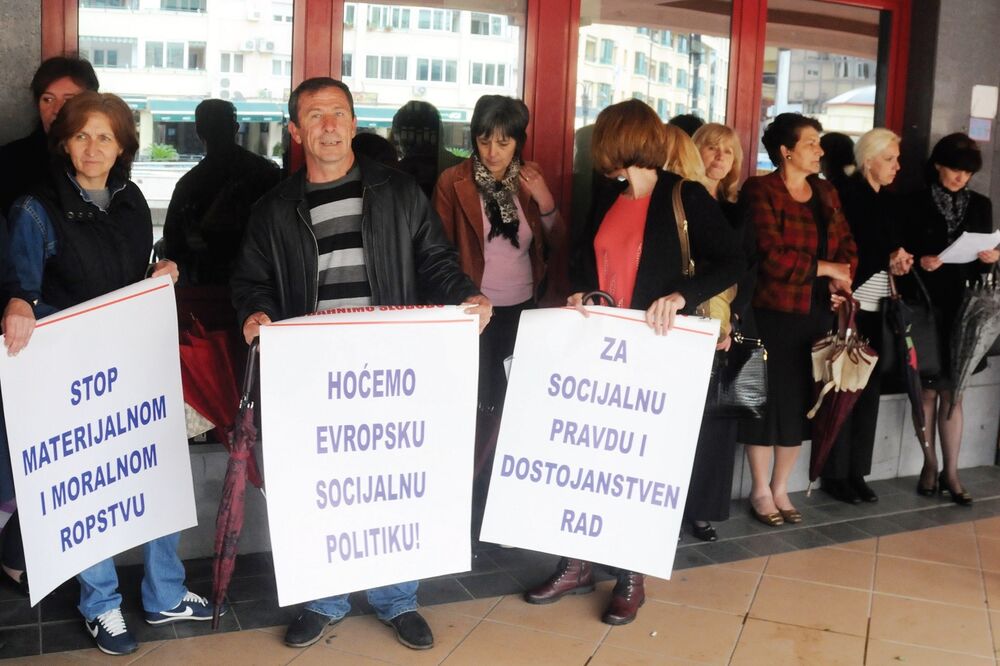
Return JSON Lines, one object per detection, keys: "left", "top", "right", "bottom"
{"left": 820, "top": 129, "right": 913, "bottom": 504}
{"left": 522, "top": 99, "right": 743, "bottom": 626}
{"left": 904, "top": 133, "right": 999, "bottom": 504}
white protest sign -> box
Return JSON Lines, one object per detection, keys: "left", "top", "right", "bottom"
{"left": 260, "top": 305, "right": 478, "bottom": 607}
{"left": 0, "top": 277, "right": 196, "bottom": 606}
{"left": 481, "top": 307, "right": 718, "bottom": 579}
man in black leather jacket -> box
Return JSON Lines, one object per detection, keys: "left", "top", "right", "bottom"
{"left": 230, "top": 77, "right": 491, "bottom": 652}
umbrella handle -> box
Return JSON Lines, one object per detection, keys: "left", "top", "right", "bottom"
{"left": 582, "top": 290, "right": 616, "bottom": 307}
{"left": 836, "top": 295, "right": 859, "bottom": 339}
{"left": 240, "top": 338, "right": 259, "bottom": 407}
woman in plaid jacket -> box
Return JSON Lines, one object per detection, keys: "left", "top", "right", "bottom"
{"left": 740, "top": 113, "right": 858, "bottom": 527}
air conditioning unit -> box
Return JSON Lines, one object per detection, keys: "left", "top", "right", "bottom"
{"left": 242, "top": 39, "right": 256, "bottom": 52}
{"left": 248, "top": 9, "right": 261, "bottom": 21}
{"left": 220, "top": 78, "right": 230, "bottom": 87}
{"left": 412, "top": 86, "right": 427, "bottom": 97}
{"left": 257, "top": 39, "right": 275, "bottom": 52}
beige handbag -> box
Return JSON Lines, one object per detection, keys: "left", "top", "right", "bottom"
{"left": 671, "top": 181, "right": 737, "bottom": 340}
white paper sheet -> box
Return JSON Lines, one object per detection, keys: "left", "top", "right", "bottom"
{"left": 937, "top": 230, "right": 1000, "bottom": 264}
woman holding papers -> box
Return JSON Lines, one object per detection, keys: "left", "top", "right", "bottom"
{"left": 523, "top": 99, "right": 742, "bottom": 626}
{"left": 819, "top": 129, "right": 912, "bottom": 504}
{"left": 740, "top": 113, "right": 857, "bottom": 527}
{"left": 7, "top": 92, "right": 213, "bottom": 656}
{"left": 903, "top": 132, "right": 999, "bottom": 503}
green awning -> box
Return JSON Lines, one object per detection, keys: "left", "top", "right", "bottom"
{"left": 148, "top": 99, "right": 287, "bottom": 123}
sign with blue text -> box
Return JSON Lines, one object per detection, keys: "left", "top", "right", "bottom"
{"left": 481, "top": 307, "right": 719, "bottom": 579}
{"left": 0, "top": 277, "right": 196, "bottom": 606}
{"left": 259, "top": 306, "right": 478, "bottom": 607}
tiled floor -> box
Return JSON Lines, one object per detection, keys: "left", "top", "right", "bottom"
{"left": 4, "top": 466, "right": 1000, "bottom": 664}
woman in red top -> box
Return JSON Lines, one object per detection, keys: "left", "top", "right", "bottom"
{"left": 522, "top": 99, "right": 743, "bottom": 626}
{"left": 740, "top": 113, "right": 858, "bottom": 527}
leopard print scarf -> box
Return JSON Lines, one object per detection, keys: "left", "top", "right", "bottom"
{"left": 472, "top": 154, "right": 521, "bottom": 248}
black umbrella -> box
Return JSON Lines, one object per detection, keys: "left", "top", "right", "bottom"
{"left": 949, "top": 268, "right": 1000, "bottom": 417}
{"left": 886, "top": 274, "right": 929, "bottom": 448}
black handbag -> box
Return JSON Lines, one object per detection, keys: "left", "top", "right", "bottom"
{"left": 884, "top": 272, "right": 941, "bottom": 379}
{"left": 705, "top": 328, "right": 768, "bottom": 420}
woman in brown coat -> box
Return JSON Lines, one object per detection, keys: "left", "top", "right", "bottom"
{"left": 433, "top": 95, "right": 561, "bottom": 537}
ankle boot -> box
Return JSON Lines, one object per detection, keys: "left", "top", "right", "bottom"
{"left": 523, "top": 558, "right": 595, "bottom": 604}
{"left": 601, "top": 571, "right": 645, "bottom": 625}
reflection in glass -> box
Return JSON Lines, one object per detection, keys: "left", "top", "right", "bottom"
{"left": 343, "top": 1, "right": 526, "bottom": 170}
{"left": 78, "top": 0, "right": 294, "bottom": 236}
{"left": 758, "top": 0, "right": 881, "bottom": 174}
{"left": 573, "top": 0, "right": 731, "bottom": 226}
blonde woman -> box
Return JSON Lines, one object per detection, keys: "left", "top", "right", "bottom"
{"left": 679, "top": 123, "right": 755, "bottom": 540}
{"left": 819, "top": 128, "right": 911, "bottom": 504}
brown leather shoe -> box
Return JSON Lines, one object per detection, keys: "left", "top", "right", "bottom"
{"left": 523, "top": 558, "right": 595, "bottom": 604}
{"left": 601, "top": 572, "right": 645, "bottom": 625}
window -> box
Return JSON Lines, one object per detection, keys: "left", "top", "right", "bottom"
{"left": 160, "top": 0, "right": 205, "bottom": 11}
{"left": 368, "top": 5, "right": 410, "bottom": 30}
{"left": 272, "top": 58, "right": 291, "bottom": 77}
{"left": 188, "top": 42, "right": 205, "bottom": 70}
{"left": 416, "top": 8, "right": 459, "bottom": 31}
{"left": 677, "top": 35, "right": 689, "bottom": 54}
{"left": 857, "top": 62, "right": 871, "bottom": 78}
{"left": 599, "top": 39, "right": 615, "bottom": 65}
{"left": 585, "top": 38, "right": 597, "bottom": 62}
{"left": 80, "top": 36, "right": 136, "bottom": 68}
{"left": 661, "top": 30, "right": 672, "bottom": 47}
{"left": 677, "top": 69, "right": 688, "bottom": 89}
{"left": 632, "top": 91, "right": 645, "bottom": 102}
{"left": 634, "top": 52, "right": 648, "bottom": 76}
{"left": 145, "top": 41, "right": 163, "bottom": 68}
{"left": 470, "top": 62, "right": 506, "bottom": 86}
{"left": 656, "top": 99, "right": 668, "bottom": 118}
{"left": 343, "top": 53, "right": 353, "bottom": 77}
{"left": 471, "top": 12, "right": 503, "bottom": 36}
{"left": 675, "top": 102, "right": 686, "bottom": 115}
{"left": 637, "top": 27, "right": 650, "bottom": 36}
{"left": 81, "top": 0, "right": 137, "bottom": 8}
{"left": 597, "top": 83, "right": 613, "bottom": 108}
{"left": 810, "top": 65, "right": 823, "bottom": 77}
{"left": 220, "top": 52, "right": 243, "bottom": 73}
{"left": 658, "top": 62, "right": 671, "bottom": 84}
{"left": 166, "top": 42, "right": 184, "bottom": 69}
{"left": 344, "top": 4, "right": 355, "bottom": 27}
{"left": 366, "top": 55, "right": 407, "bottom": 80}
{"left": 416, "top": 58, "right": 458, "bottom": 83}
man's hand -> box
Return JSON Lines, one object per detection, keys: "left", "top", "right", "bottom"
{"left": 461, "top": 294, "right": 493, "bottom": 334}
{"left": 2, "top": 298, "right": 35, "bottom": 356}
{"left": 149, "top": 259, "right": 180, "bottom": 284}
{"left": 242, "top": 311, "right": 272, "bottom": 344}
{"left": 645, "top": 292, "right": 686, "bottom": 336}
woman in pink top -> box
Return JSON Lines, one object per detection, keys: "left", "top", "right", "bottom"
{"left": 433, "top": 95, "right": 562, "bottom": 538}
{"left": 523, "top": 99, "right": 744, "bottom": 627}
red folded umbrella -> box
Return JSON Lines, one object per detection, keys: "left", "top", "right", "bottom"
{"left": 179, "top": 318, "right": 262, "bottom": 488}
{"left": 806, "top": 299, "right": 879, "bottom": 484}
{"left": 212, "top": 339, "right": 259, "bottom": 629}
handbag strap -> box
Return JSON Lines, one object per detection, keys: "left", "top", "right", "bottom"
{"left": 582, "top": 290, "right": 615, "bottom": 307}
{"left": 671, "top": 181, "right": 695, "bottom": 278}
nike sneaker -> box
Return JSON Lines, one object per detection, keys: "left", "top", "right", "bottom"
{"left": 86, "top": 607, "right": 138, "bottom": 655}
{"left": 144, "top": 591, "right": 226, "bottom": 625}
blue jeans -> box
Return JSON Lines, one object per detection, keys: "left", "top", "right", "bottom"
{"left": 305, "top": 581, "right": 418, "bottom": 621}
{"left": 77, "top": 532, "right": 187, "bottom": 620}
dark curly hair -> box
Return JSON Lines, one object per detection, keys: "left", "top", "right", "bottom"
{"left": 761, "top": 113, "right": 823, "bottom": 167}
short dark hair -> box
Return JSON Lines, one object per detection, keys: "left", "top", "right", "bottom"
{"left": 195, "top": 99, "right": 237, "bottom": 143}
{"left": 930, "top": 132, "right": 982, "bottom": 174}
{"left": 668, "top": 113, "right": 704, "bottom": 137}
{"left": 49, "top": 92, "right": 139, "bottom": 174}
{"left": 470, "top": 95, "right": 529, "bottom": 159}
{"left": 288, "top": 77, "right": 354, "bottom": 124}
{"left": 761, "top": 113, "right": 823, "bottom": 167}
{"left": 591, "top": 99, "right": 667, "bottom": 175}
{"left": 31, "top": 56, "right": 99, "bottom": 102}
{"left": 352, "top": 131, "right": 398, "bottom": 167}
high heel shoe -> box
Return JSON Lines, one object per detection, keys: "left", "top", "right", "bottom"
{"left": 939, "top": 472, "right": 973, "bottom": 506}
{"left": 916, "top": 467, "right": 938, "bottom": 497}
